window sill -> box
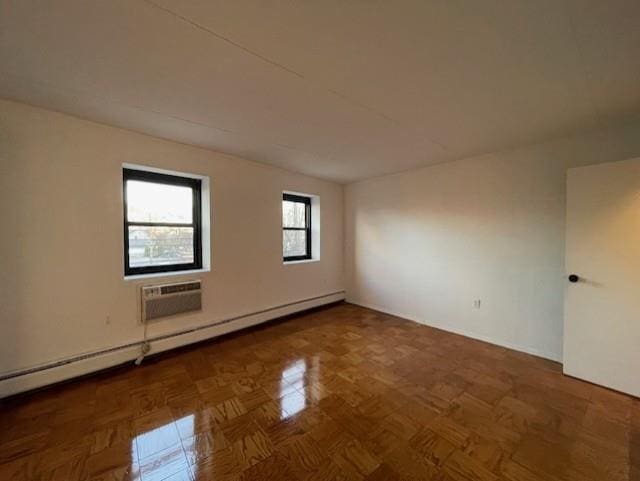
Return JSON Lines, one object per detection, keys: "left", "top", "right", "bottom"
{"left": 124, "top": 268, "right": 210, "bottom": 281}
{"left": 283, "top": 258, "right": 320, "bottom": 265}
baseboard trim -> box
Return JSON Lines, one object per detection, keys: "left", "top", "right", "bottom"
{"left": 0, "top": 291, "right": 345, "bottom": 399}
{"left": 347, "top": 299, "right": 562, "bottom": 363}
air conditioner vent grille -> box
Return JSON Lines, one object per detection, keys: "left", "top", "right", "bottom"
{"left": 141, "top": 280, "right": 202, "bottom": 322}
{"left": 161, "top": 281, "right": 201, "bottom": 295}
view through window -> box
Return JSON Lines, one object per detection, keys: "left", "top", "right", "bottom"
{"left": 282, "top": 193, "right": 311, "bottom": 261}
{"left": 123, "top": 168, "right": 202, "bottom": 275}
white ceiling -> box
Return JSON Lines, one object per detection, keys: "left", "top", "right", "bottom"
{"left": 1, "top": 1, "right": 639, "bottom": 183}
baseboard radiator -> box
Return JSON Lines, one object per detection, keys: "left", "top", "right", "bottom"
{"left": 0, "top": 291, "right": 345, "bottom": 399}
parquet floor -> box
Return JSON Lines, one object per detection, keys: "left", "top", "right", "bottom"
{"left": 0, "top": 303, "right": 638, "bottom": 481}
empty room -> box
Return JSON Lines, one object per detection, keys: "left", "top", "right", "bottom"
{"left": 1, "top": 1, "right": 639, "bottom": 480}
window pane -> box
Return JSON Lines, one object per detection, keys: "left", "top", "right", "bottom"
{"left": 127, "top": 180, "right": 193, "bottom": 223}
{"left": 282, "top": 200, "right": 306, "bottom": 228}
{"left": 283, "top": 229, "right": 307, "bottom": 257}
{"left": 128, "top": 226, "right": 194, "bottom": 267}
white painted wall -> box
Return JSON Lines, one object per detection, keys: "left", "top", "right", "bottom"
{"left": 0, "top": 99, "right": 344, "bottom": 377}
{"left": 345, "top": 121, "right": 640, "bottom": 361}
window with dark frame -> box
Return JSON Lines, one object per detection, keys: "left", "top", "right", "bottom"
{"left": 123, "top": 168, "right": 202, "bottom": 276}
{"left": 282, "top": 193, "right": 311, "bottom": 261}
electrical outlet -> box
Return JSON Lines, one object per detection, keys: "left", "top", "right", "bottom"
{"left": 473, "top": 299, "right": 481, "bottom": 309}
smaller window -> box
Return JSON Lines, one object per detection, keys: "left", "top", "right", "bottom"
{"left": 282, "top": 193, "right": 311, "bottom": 261}
{"left": 123, "top": 168, "right": 202, "bottom": 276}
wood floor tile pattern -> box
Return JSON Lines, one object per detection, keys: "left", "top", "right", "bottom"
{"left": 1, "top": 303, "right": 638, "bottom": 480}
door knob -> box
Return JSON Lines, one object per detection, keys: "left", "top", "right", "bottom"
{"left": 568, "top": 274, "right": 580, "bottom": 283}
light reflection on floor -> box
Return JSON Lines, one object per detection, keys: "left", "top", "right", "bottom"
{"left": 129, "top": 358, "right": 323, "bottom": 478}
{"left": 132, "top": 414, "right": 194, "bottom": 481}
{"left": 280, "top": 359, "right": 307, "bottom": 418}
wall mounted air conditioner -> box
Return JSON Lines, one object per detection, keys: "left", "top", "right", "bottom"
{"left": 141, "top": 280, "right": 202, "bottom": 322}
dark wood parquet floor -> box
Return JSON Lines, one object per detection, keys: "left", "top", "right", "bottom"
{"left": 0, "top": 303, "right": 638, "bottom": 481}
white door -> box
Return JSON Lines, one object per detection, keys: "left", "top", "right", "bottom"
{"left": 563, "top": 157, "right": 640, "bottom": 397}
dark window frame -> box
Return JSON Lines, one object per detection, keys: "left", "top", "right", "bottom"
{"left": 282, "top": 193, "right": 312, "bottom": 262}
{"left": 123, "top": 168, "right": 202, "bottom": 276}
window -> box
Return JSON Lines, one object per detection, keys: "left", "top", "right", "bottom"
{"left": 282, "top": 193, "right": 311, "bottom": 261}
{"left": 123, "top": 168, "right": 202, "bottom": 276}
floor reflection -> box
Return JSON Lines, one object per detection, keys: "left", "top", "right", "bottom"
{"left": 133, "top": 414, "right": 194, "bottom": 481}
{"left": 280, "top": 359, "right": 307, "bottom": 418}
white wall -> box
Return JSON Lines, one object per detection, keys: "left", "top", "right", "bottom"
{"left": 0, "top": 99, "right": 344, "bottom": 379}
{"left": 345, "top": 121, "right": 640, "bottom": 361}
